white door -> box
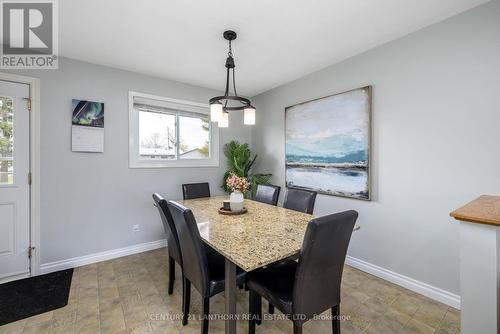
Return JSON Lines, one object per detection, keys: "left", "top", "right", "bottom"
{"left": 0, "top": 80, "right": 30, "bottom": 281}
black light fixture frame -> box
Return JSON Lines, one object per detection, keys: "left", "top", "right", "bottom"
{"left": 209, "top": 30, "right": 253, "bottom": 111}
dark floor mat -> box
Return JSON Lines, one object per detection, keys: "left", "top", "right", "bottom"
{"left": 0, "top": 269, "right": 73, "bottom": 326}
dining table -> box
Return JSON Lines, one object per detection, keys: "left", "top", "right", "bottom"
{"left": 178, "top": 195, "right": 360, "bottom": 334}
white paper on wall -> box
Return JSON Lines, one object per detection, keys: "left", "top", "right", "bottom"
{"left": 71, "top": 125, "right": 104, "bottom": 152}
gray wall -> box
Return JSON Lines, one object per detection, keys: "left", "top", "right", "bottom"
{"left": 251, "top": 1, "right": 500, "bottom": 295}
{"left": 8, "top": 58, "right": 251, "bottom": 264}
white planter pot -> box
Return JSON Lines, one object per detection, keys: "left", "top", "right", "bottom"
{"left": 230, "top": 191, "right": 244, "bottom": 212}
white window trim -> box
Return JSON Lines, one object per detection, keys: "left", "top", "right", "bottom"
{"left": 128, "top": 91, "right": 219, "bottom": 168}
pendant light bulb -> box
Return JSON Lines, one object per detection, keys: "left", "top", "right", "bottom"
{"left": 218, "top": 112, "right": 229, "bottom": 128}
{"left": 210, "top": 102, "right": 223, "bottom": 122}
{"left": 244, "top": 106, "right": 256, "bottom": 125}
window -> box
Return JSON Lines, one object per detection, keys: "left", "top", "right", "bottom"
{"left": 0, "top": 96, "right": 14, "bottom": 184}
{"left": 129, "top": 92, "right": 219, "bottom": 168}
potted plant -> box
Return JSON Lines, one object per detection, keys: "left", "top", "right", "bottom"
{"left": 221, "top": 140, "right": 271, "bottom": 198}
{"left": 226, "top": 173, "right": 250, "bottom": 211}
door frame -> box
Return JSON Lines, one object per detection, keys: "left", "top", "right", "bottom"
{"left": 0, "top": 72, "right": 41, "bottom": 278}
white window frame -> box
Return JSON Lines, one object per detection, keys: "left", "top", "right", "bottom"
{"left": 129, "top": 91, "right": 219, "bottom": 168}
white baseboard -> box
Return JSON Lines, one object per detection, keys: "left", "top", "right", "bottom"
{"left": 40, "top": 239, "right": 167, "bottom": 275}
{"left": 346, "top": 255, "right": 460, "bottom": 309}
{"left": 39, "top": 240, "right": 460, "bottom": 309}
{"left": 0, "top": 272, "right": 30, "bottom": 284}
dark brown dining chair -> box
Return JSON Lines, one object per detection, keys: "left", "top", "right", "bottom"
{"left": 266, "top": 187, "right": 317, "bottom": 315}
{"left": 254, "top": 184, "right": 281, "bottom": 206}
{"left": 248, "top": 210, "right": 358, "bottom": 334}
{"left": 283, "top": 187, "right": 317, "bottom": 214}
{"left": 167, "top": 200, "right": 247, "bottom": 334}
{"left": 152, "top": 193, "right": 182, "bottom": 295}
{"left": 152, "top": 193, "right": 217, "bottom": 310}
{"left": 182, "top": 182, "right": 211, "bottom": 200}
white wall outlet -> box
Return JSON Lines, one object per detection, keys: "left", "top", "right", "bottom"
{"left": 132, "top": 224, "right": 140, "bottom": 232}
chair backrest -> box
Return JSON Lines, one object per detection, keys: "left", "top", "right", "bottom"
{"left": 293, "top": 210, "right": 358, "bottom": 323}
{"left": 283, "top": 187, "right": 317, "bottom": 214}
{"left": 153, "top": 193, "right": 182, "bottom": 264}
{"left": 167, "top": 200, "right": 210, "bottom": 296}
{"left": 182, "top": 182, "right": 211, "bottom": 200}
{"left": 254, "top": 184, "right": 281, "bottom": 206}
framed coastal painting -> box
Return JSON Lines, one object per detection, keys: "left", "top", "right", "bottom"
{"left": 285, "top": 86, "right": 371, "bottom": 200}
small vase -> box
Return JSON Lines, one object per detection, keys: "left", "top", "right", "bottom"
{"left": 229, "top": 190, "right": 244, "bottom": 212}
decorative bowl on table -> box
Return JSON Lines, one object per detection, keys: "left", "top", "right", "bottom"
{"left": 218, "top": 207, "right": 248, "bottom": 215}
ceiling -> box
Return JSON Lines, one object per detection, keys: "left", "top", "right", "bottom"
{"left": 60, "top": 0, "right": 488, "bottom": 97}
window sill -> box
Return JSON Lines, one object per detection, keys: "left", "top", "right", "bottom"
{"left": 129, "top": 159, "right": 219, "bottom": 169}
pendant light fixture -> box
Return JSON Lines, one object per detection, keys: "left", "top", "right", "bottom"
{"left": 210, "top": 30, "right": 256, "bottom": 127}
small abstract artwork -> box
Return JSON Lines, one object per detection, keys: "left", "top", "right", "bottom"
{"left": 285, "top": 87, "right": 371, "bottom": 200}
{"left": 71, "top": 99, "right": 105, "bottom": 153}
{"left": 72, "top": 100, "right": 104, "bottom": 127}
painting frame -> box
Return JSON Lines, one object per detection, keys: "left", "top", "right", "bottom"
{"left": 284, "top": 86, "right": 372, "bottom": 201}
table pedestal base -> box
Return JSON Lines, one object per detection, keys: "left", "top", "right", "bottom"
{"left": 225, "top": 259, "right": 237, "bottom": 334}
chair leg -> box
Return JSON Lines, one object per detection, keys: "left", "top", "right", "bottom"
{"left": 256, "top": 293, "right": 262, "bottom": 325}
{"left": 182, "top": 277, "right": 191, "bottom": 326}
{"left": 293, "top": 323, "right": 302, "bottom": 334}
{"left": 249, "top": 289, "right": 261, "bottom": 334}
{"left": 332, "top": 304, "right": 340, "bottom": 334}
{"left": 268, "top": 303, "right": 275, "bottom": 314}
{"left": 168, "top": 256, "right": 175, "bottom": 295}
{"left": 202, "top": 297, "right": 209, "bottom": 334}
{"left": 249, "top": 290, "right": 256, "bottom": 334}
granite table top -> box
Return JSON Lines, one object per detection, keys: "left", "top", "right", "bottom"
{"left": 178, "top": 196, "right": 361, "bottom": 272}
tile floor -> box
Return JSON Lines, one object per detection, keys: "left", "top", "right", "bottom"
{"left": 0, "top": 248, "right": 460, "bottom": 334}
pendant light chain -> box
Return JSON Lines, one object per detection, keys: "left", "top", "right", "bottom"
{"left": 227, "top": 39, "right": 238, "bottom": 97}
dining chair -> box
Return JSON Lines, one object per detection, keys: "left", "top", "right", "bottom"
{"left": 182, "top": 182, "right": 211, "bottom": 200}
{"left": 247, "top": 210, "right": 358, "bottom": 334}
{"left": 152, "top": 194, "right": 217, "bottom": 308}
{"left": 152, "top": 193, "right": 182, "bottom": 295}
{"left": 283, "top": 187, "right": 317, "bottom": 214}
{"left": 264, "top": 187, "right": 317, "bottom": 315}
{"left": 254, "top": 184, "right": 281, "bottom": 206}
{"left": 167, "top": 200, "right": 247, "bottom": 334}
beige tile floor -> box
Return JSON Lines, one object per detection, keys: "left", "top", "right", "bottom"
{"left": 0, "top": 248, "right": 460, "bottom": 334}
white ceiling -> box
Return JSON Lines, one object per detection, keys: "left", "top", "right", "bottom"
{"left": 60, "top": 0, "right": 488, "bottom": 97}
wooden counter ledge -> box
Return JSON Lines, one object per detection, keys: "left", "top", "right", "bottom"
{"left": 450, "top": 195, "right": 500, "bottom": 226}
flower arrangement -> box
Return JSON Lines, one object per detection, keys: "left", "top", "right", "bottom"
{"left": 226, "top": 173, "right": 250, "bottom": 193}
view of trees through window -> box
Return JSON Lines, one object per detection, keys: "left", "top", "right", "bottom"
{"left": 0, "top": 96, "right": 13, "bottom": 185}
{"left": 139, "top": 109, "right": 210, "bottom": 160}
